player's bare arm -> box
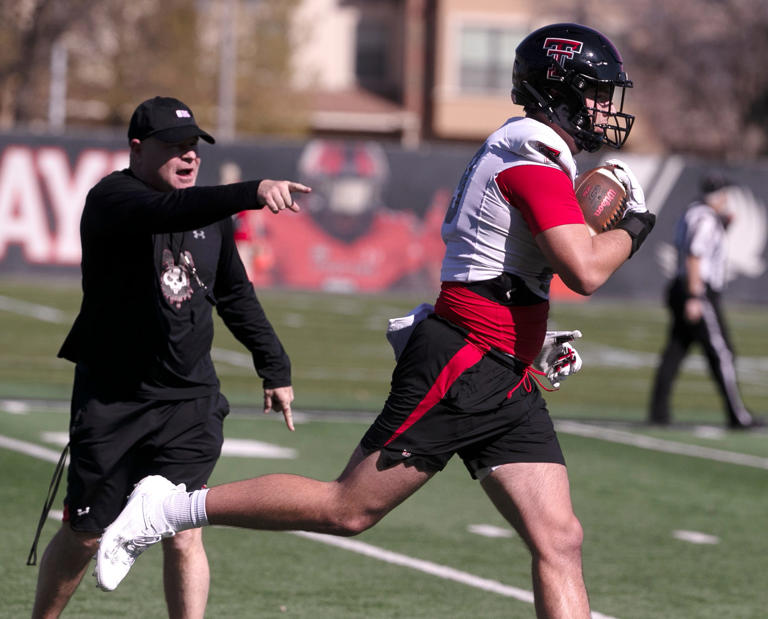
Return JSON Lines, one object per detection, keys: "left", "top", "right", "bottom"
{"left": 536, "top": 224, "right": 633, "bottom": 295}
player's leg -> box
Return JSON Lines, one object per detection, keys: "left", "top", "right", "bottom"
{"left": 162, "top": 529, "right": 209, "bottom": 619}
{"left": 95, "top": 445, "right": 435, "bottom": 592}
{"left": 205, "top": 444, "right": 434, "bottom": 534}
{"left": 481, "top": 462, "right": 589, "bottom": 619}
{"left": 31, "top": 525, "right": 100, "bottom": 619}
{"left": 457, "top": 371, "right": 588, "bottom": 619}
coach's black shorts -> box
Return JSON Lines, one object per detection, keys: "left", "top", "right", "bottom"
{"left": 64, "top": 365, "right": 229, "bottom": 532}
{"left": 360, "top": 315, "right": 564, "bottom": 478}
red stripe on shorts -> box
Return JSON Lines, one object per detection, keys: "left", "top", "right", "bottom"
{"left": 383, "top": 342, "right": 485, "bottom": 446}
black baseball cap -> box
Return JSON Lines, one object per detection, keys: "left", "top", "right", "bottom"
{"left": 128, "top": 96, "right": 215, "bottom": 144}
{"left": 701, "top": 171, "right": 734, "bottom": 194}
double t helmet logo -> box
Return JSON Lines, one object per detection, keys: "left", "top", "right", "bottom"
{"left": 543, "top": 37, "right": 583, "bottom": 79}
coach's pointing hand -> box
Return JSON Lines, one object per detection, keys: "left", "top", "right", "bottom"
{"left": 264, "top": 385, "right": 295, "bottom": 431}
{"left": 257, "top": 179, "right": 311, "bottom": 214}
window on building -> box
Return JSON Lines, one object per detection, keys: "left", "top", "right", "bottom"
{"left": 459, "top": 26, "right": 522, "bottom": 93}
{"left": 356, "top": 19, "right": 391, "bottom": 82}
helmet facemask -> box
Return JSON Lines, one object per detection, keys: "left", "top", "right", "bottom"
{"left": 538, "top": 63, "right": 634, "bottom": 153}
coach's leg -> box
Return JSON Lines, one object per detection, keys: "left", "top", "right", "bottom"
{"left": 31, "top": 524, "right": 100, "bottom": 618}
{"left": 205, "top": 445, "right": 434, "bottom": 535}
{"left": 162, "top": 528, "right": 209, "bottom": 619}
{"left": 481, "top": 462, "right": 589, "bottom": 619}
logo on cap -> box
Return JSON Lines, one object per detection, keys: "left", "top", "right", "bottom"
{"left": 176, "top": 110, "right": 191, "bottom": 118}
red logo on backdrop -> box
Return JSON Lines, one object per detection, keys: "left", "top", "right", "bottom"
{"left": 543, "top": 37, "right": 583, "bottom": 79}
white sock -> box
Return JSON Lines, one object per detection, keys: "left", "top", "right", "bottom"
{"left": 161, "top": 488, "right": 210, "bottom": 532}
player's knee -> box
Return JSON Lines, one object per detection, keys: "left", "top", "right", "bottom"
{"left": 548, "top": 514, "right": 584, "bottom": 560}
{"left": 531, "top": 513, "right": 584, "bottom": 563}
{"left": 329, "top": 507, "right": 386, "bottom": 536}
{"left": 561, "top": 514, "right": 584, "bottom": 553}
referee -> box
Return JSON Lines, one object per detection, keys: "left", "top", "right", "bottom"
{"left": 649, "top": 173, "right": 763, "bottom": 429}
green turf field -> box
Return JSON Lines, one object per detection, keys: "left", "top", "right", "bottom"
{"left": 1, "top": 277, "right": 767, "bottom": 618}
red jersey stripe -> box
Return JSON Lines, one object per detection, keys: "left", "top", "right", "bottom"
{"left": 434, "top": 282, "right": 547, "bottom": 364}
{"left": 495, "top": 164, "right": 585, "bottom": 236}
{"left": 383, "top": 342, "right": 485, "bottom": 446}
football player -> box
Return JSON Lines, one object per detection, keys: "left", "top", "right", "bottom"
{"left": 96, "top": 24, "right": 654, "bottom": 618}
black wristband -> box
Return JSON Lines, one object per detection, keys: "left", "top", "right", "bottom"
{"left": 615, "top": 211, "right": 656, "bottom": 258}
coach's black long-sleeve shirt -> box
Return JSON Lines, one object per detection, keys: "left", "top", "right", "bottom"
{"left": 59, "top": 169, "right": 291, "bottom": 399}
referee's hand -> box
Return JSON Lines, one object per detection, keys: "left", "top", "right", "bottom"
{"left": 264, "top": 385, "right": 295, "bottom": 431}
{"left": 257, "top": 179, "right": 311, "bottom": 214}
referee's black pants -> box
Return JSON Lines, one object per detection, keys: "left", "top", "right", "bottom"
{"left": 649, "top": 278, "right": 753, "bottom": 427}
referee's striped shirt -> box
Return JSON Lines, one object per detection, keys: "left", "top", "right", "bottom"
{"left": 674, "top": 201, "right": 727, "bottom": 292}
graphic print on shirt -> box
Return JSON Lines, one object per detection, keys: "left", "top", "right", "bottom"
{"left": 443, "top": 144, "right": 488, "bottom": 226}
{"left": 160, "top": 248, "right": 193, "bottom": 309}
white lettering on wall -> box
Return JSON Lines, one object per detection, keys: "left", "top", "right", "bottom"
{"left": 0, "top": 146, "right": 51, "bottom": 262}
{"left": 0, "top": 144, "right": 127, "bottom": 265}
{"left": 38, "top": 148, "right": 118, "bottom": 263}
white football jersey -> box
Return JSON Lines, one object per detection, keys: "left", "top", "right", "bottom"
{"left": 440, "top": 117, "right": 580, "bottom": 299}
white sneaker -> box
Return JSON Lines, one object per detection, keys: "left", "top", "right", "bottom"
{"left": 95, "top": 475, "right": 185, "bottom": 591}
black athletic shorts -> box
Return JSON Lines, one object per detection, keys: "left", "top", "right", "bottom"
{"left": 360, "top": 315, "right": 564, "bottom": 478}
{"left": 64, "top": 365, "right": 229, "bottom": 532}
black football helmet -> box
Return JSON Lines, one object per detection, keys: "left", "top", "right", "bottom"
{"left": 512, "top": 23, "right": 634, "bottom": 152}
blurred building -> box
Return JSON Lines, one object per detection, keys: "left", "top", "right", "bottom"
{"left": 5, "top": 0, "right": 644, "bottom": 148}
{"left": 291, "top": 0, "right": 611, "bottom": 148}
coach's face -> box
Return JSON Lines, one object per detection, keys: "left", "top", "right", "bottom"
{"left": 130, "top": 136, "right": 200, "bottom": 192}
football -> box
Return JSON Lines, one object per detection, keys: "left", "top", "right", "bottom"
{"left": 573, "top": 165, "right": 628, "bottom": 235}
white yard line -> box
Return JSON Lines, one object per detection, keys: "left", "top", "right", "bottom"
{"left": 37, "top": 431, "right": 298, "bottom": 459}
{"left": 555, "top": 420, "right": 768, "bottom": 470}
{"left": 672, "top": 530, "right": 719, "bottom": 545}
{"left": 0, "top": 435, "right": 67, "bottom": 464}
{"left": 0, "top": 294, "right": 68, "bottom": 323}
{"left": 468, "top": 524, "right": 515, "bottom": 538}
{"left": 292, "top": 531, "right": 534, "bottom": 602}
{"left": 292, "top": 531, "right": 617, "bottom": 619}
